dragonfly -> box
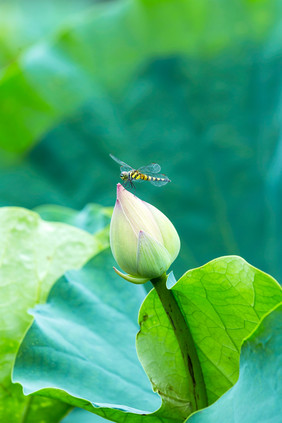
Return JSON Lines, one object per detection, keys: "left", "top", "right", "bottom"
{"left": 110, "top": 154, "right": 171, "bottom": 188}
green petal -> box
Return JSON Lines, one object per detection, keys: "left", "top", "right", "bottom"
{"left": 110, "top": 199, "right": 138, "bottom": 275}
{"left": 137, "top": 231, "right": 172, "bottom": 278}
{"left": 116, "top": 185, "right": 163, "bottom": 244}
{"left": 113, "top": 267, "right": 149, "bottom": 284}
{"left": 145, "top": 203, "right": 180, "bottom": 261}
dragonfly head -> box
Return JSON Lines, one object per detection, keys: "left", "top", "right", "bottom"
{"left": 120, "top": 171, "right": 129, "bottom": 181}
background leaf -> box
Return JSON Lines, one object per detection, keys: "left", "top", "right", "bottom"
{"left": 13, "top": 254, "right": 282, "bottom": 422}
{"left": 188, "top": 304, "right": 282, "bottom": 423}
{"left": 34, "top": 203, "right": 112, "bottom": 234}
{"left": 136, "top": 256, "right": 282, "bottom": 419}
{"left": 1, "top": 0, "right": 279, "bottom": 153}
{"left": 0, "top": 0, "right": 281, "bottom": 283}
{"left": 63, "top": 409, "right": 107, "bottom": 423}
{"left": 13, "top": 248, "right": 164, "bottom": 423}
{"left": 0, "top": 207, "right": 107, "bottom": 422}
{"left": 1, "top": 1, "right": 282, "bottom": 420}
{"left": 0, "top": 0, "right": 94, "bottom": 68}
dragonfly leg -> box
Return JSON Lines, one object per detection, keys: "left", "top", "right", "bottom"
{"left": 129, "top": 179, "right": 136, "bottom": 190}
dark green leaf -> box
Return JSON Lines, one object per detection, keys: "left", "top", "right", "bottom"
{"left": 1, "top": 0, "right": 279, "bottom": 153}
{"left": 0, "top": 0, "right": 281, "bottom": 282}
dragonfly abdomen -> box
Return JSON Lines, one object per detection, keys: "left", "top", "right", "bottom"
{"left": 130, "top": 171, "right": 170, "bottom": 183}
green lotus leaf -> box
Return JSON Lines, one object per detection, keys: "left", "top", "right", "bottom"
{"left": 13, "top": 248, "right": 165, "bottom": 423}
{"left": 0, "top": 0, "right": 93, "bottom": 68}
{"left": 0, "top": 206, "right": 107, "bottom": 422}
{"left": 34, "top": 203, "right": 112, "bottom": 234}
{"left": 13, "top": 255, "right": 281, "bottom": 422}
{"left": 188, "top": 303, "right": 282, "bottom": 423}
{"left": 63, "top": 409, "right": 106, "bottom": 423}
{"left": 0, "top": 0, "right": 281, "bottom": 285}
{"left": 0, "top": 0, "right": 279, "bottom": 154}
{"left": 136, "top": 256, "right": 282, "bottom": 419}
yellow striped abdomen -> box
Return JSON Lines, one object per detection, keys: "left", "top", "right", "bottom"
{"left": 130, "top": 171, "right": 141, "bottom": 180}
{"left": 131, "top": 172, "right": 169, "bottom": 182}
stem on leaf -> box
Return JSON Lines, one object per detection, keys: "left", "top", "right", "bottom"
{"left": 151, "top": 273, "right": 208, "bottom": 412}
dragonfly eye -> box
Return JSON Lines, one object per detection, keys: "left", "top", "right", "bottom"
{"left": 120, "top": 172, "right": 128, "bottom": 181}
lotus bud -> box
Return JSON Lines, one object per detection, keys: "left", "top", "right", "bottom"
{"left": 110, "top": 184, "right": 180, "bottom": 283}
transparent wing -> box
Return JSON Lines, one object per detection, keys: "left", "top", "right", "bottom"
{"left": 149, "top": 179, "right": 170, "bottom": 187}
{"left": 148, "top": 173, "right": 171, "bottom": 186}
{"left": 109, "top": 154, "right": 133, "bottom": 172}
{"left": 138, "top": 163, "right": 161, "bottom": 174}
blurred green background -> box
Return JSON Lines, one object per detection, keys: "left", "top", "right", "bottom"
{"left": 0, "top": 0, "right": 281, "bottom": 282}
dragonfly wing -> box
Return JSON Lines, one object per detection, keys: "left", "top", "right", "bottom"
{"left": 109, "top": 154, "right": 133, "bottom": 172}
{"left": 148, "top": 173, "right": 171, "bottom": 186}
{"left": 138, "top": 163, "right": 161, "bottom": 174}
{"left": 149, "top": 179, "right": 170, "bottom": 187}
{"left": 120, "top": 164, "right": 133, "bottom": 172}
